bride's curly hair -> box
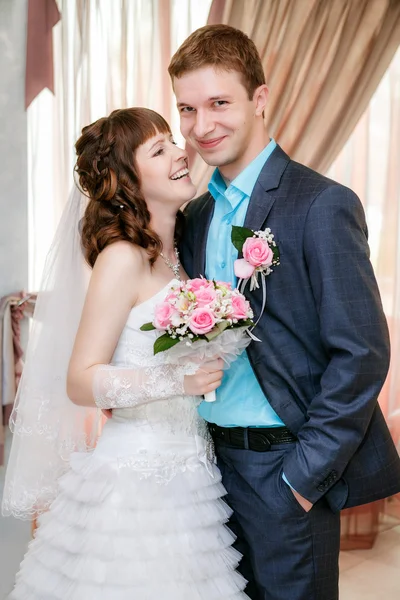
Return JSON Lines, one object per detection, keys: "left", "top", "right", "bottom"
{"left": 75, "top": 107, "right": 184, "bottom": 268}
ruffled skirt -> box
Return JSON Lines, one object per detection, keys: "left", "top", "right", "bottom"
{"left": 9, "top": 417, "right": 248, "bottom": 599}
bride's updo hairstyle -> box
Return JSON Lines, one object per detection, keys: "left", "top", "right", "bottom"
{"left": 75, "top": 107, "right": 184, "bottom": 268}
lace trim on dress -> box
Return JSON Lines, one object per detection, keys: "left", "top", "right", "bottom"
{"left": 93, "top": 363, "right": 198, "bottom": 409}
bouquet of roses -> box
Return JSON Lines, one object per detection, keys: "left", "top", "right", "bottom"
{"left": 140, "top": 278, "right": 254, "bottom": 402}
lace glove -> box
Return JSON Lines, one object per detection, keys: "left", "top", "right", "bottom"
{"left": 93, "top": 362, "right": 199, "bottom": 409}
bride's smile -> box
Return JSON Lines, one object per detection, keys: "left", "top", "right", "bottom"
{"left": 135, "top": 132, "right": 196, "bottom": 211}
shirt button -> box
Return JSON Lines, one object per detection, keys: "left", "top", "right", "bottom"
{"left": 221, "top": 262, "right": 226, "bottom": 268}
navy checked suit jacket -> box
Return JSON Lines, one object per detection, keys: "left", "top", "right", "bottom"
{"left": 180, "top": 145, "right": 400, "bottom": 512}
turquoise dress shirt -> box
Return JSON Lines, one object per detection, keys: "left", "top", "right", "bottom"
{"left": 198, "top": 140, "right": 285, "bottom": 428}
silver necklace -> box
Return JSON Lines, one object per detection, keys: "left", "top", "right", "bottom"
{"left": 160, "top": 247, "right": 181, "bottom": 280}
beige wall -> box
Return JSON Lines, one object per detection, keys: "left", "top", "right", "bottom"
{"left": 0, "top": 0, "right": 28, "bottom": 299}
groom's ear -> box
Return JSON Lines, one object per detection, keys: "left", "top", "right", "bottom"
{"left": 253, "top": 85, "right": 269, "bottom": 118}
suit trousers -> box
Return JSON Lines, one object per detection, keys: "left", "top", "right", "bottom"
{"left": 216, "top": 439, "right": 341, "bottom": 600}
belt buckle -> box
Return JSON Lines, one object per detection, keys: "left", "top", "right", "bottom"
{"left": 249, "top": 431, "right": 271, "bottom": 452}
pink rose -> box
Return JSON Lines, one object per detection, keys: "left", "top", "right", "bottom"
{"left": 234, "top": 258, "right": 255, "bottom": 279}
{"left": 189, "top": 307, "right": 216, "bottom": 335}
{"left": 153, "top": 302, "right": 177, "bottom": 330}
{"left": 243, "top": 237, "right": 273, "bottom": 267}
{"left": 231, "top": 294, "right": 250, "bottom": 320}
{"left": 195, "top": 287, "right": 217, "bottom": 307}
{"left": 187, "top": 278, "right": 214, "bottom": 293}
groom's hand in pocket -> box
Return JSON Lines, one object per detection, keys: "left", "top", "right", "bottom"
{"left": 184, "top": 358, "right": 224, "bottom": 396}
{"left": 291, "top": 488, "right": 313, "bottom": 512}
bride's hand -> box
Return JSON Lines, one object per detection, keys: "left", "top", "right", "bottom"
{"left": 184, "top": 358, "right": 224, "bottom": 396}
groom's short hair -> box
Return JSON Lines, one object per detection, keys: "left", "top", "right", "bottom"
{"left": 168, "top": 24, "right": 265, "bottom": 100}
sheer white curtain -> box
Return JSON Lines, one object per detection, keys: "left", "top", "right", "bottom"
{"left": 28, "top": 0, "right": 212, "bottom": 289}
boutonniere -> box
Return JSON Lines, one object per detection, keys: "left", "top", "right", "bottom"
{"left": 231, "top": 225, "right": 280, "bottom": 332}
{"left": 232, "top": 226, "right": 280, "bottom": 292}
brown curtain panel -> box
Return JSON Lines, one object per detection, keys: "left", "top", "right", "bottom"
{"left": 191, "top": 0, "right": 400, "bottom": 191}
{"left": 25, "top": 0, "right": 61, "bottom": 109}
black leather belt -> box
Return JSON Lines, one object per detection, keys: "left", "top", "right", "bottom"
{"left": 209, "top": 424, "right": 297, "bottom": 452}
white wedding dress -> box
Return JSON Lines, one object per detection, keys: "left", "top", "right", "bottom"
{"left": 9, "top": 284, "right": 248, "bottom": 600}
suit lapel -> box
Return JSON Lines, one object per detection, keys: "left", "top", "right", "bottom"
{"left": 244, "top": 145, "right": 290, "bottom": 233}
{"left": 243, "top": 190, "right": 276, "bottom": 234}
{"left": 193, "top": 192, "right": 215, "bottom": 277}
{"left": 242, "top": 146, "right": 290, "bottom": 311}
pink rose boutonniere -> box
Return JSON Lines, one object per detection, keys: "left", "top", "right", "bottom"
{"left": 232, "top": 225, "right": 280, "bottom": 329}
{"left": 232, "top": 225, "right": 280, "bottom": 291}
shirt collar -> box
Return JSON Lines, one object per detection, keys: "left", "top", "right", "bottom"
{"left": 208, "top": 139, "right": 277, "bottom": 203}
{"left": 208, "top": 169, "right": 226, "bottom": 201}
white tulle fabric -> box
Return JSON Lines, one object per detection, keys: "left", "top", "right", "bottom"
{"left": 2, "top": 187, "right": 101, "bottom": 521}
{"left": 8, "top": 288, "right": 249, "bottom": 599}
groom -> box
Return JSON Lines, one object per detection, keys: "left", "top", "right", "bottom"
{"left": 169, "top": 25, "right": 400, "bottom": 600}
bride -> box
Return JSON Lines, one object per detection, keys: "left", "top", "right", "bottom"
{"left": 2, "top": 107, "right": 249, "bottom": 599}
